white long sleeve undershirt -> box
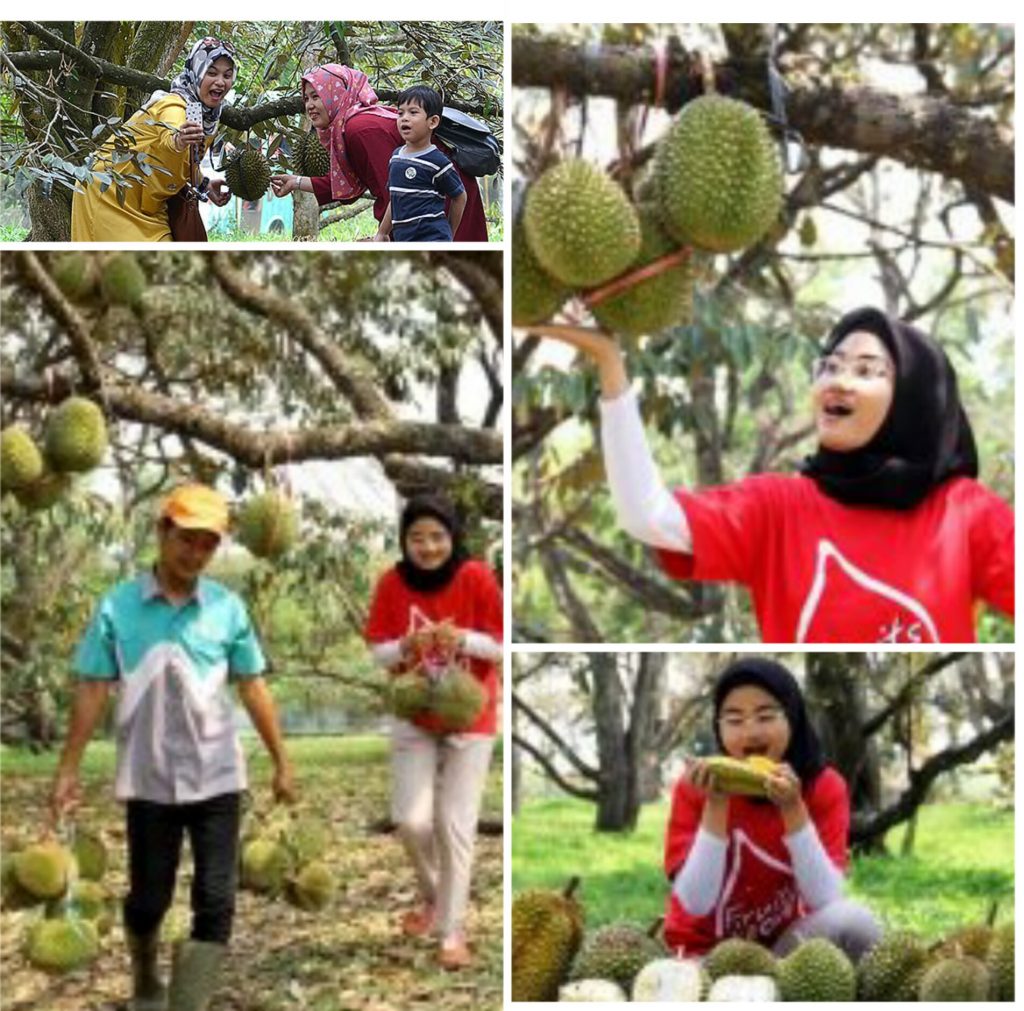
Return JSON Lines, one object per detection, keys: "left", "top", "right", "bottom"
{"left": 599, "top": 388, "right": 692, "bottom": 553}
{"left": 672, "top": 821, "right": 844, "bottom": 917}
{"left": 369, "top": 631, "right": 502, "bottom": 669}
{"left": 784, "top": 822, "right": 845, "bottom": 910}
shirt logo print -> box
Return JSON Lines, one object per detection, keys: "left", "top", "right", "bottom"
{"left": 405, "top": 166, "right": 417, "bottom": 180}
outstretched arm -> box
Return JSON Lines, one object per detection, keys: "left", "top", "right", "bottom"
{"left": 524, "top": 325, "right": 692, "bottom": 553}
{"left": 51, "top": 681, "right": 112, "bottom": 820}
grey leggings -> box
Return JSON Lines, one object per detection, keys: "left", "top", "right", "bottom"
{"left": 772, "top": 898, "right": 883, "bottom": 963}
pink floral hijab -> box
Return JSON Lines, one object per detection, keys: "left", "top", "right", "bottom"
{"left": 301, "top": 64, "right": 398, "bottom": 200}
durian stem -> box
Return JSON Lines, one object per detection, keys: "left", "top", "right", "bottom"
{"left": 583, "top": 247, "right": 693, "bottom": 307}
{"left": 563, "top": 876, "right": 581, "bottom": 900}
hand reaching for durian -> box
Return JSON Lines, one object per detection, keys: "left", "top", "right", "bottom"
{"left": 523, "top": 324, "right": 631, "bottom": 400}
{"left": 271, "top": 174, "right": 301, "bottom": 198}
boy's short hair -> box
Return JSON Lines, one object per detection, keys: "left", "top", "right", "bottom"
{"left": 396, "top": 85, "right": 443, "bottom": 120}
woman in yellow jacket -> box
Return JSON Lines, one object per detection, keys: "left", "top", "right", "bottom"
{"left": 71, "top": 37, "right": 235, "bottom": 242}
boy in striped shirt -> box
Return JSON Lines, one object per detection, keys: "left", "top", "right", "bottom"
{"left": 374, "top": 86, "right": 467, "bottom": 242}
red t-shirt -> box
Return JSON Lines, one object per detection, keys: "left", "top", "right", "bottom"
{"left": 656, "top": 474, "right": 1013, "bottom": 643}
{"left": 664, "top": 767, "right": 849, "bottom": 955}
{"left": 364, "top": 559, "right": 502, "bottom": 735}
{"left": 310, "top": 110, "right": 488, "bottom": 241}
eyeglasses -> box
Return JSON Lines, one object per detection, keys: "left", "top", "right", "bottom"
{"left": 718, "top": 709, "right": 786, "bottom": 732}
{"left": 812, "top": 354, "right": 892, "bottom": 384}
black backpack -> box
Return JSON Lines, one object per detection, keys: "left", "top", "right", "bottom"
{"left": 434, "top": 108, "right": 501, "bottom": 177}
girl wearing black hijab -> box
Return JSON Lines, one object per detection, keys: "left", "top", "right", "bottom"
{"left": 664, "top": 659, "right": 881, "bottom": 960}
{"left": 525, "top": 309, "right": 1013, "bottom": 642}
{"left": 364, "top": 494, "right": 503, "bottom": 970}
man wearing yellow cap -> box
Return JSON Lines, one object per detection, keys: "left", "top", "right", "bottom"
{"left": 50, "top": 484, "right": 295, "bottom": 1011}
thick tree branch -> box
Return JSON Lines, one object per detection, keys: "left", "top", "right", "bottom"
{"left": 512, "top": 689, "right": 600, "bottom": 780}
{"left": 511, "top": 35, "right": 1014, "bottom": 202}
{"left": 428, "top": 252, "right": 504, "bottom": 340}
{"left": 0, "top": 367, "right": 501, "bottom": 466}
{"left": 512, "top": 732, "right": 600, "bottom": 802}
{"left": 861, "top": 653, "right": 966, "bottom": 738}
{"left": 851, "top": 712, "right": 1014, "bottom": 844}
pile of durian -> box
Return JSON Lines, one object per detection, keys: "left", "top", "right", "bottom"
{"left": 3, "top": 832, "right": 112, "bottom": 974}
{"left": 513, "top": 94, "right": 784, "bottom": 338}
{"left": 512, "top": 878, "right": 1014, "bottom": 1001}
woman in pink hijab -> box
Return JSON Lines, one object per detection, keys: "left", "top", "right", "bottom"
{"left": 271, "top": 65, "right": 488, "bottom": 241}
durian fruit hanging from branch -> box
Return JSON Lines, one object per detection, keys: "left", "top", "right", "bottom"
{"left": 512, "top": 87, "right": 785, "bottom": 341}
{"left": 43, "top": 397, "right": 109, "bottom": 474}
{"left": 224, "top": 142, "right": 272, "bottom": 202}
{"left": 297, "top": 127, "right": 331, "bottom": 178}
{"left": 1, "top": 426, "right": 44, "bottom": 491}
{"left": 235, "top": 490, "right": 299, "bottom": 559}
{"left": 99, "top": 253, "right": 147, "bottom": 310}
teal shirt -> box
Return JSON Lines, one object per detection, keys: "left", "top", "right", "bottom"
{"left": 74, "top": 571, "right": 265, "bottom": 803}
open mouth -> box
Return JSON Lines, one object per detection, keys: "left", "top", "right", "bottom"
{"left": 823, "top": 403, "right": 853, "bottom": 418}
{"left": 743, "top": 746, "right": 770, "bottom": 758}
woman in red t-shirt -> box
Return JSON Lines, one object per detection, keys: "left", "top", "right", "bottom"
{"left": 269, "top": 63, "right": 488, "bottom": 241}
{"left": 364, "top": 494, "right": 502, "bottom": 969}
{"left": 525, "top": 308, "right": 1013, "bottom": 643}
{"left": 666, "top": 658, "right": 880, "bottom": 960}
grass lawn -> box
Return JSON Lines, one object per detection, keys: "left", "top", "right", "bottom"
{"left": 2, "top": 733, "right": 502, "bottom": 1011}
{"left": 512, "top": 795, "right": 1013, "bottom": 940}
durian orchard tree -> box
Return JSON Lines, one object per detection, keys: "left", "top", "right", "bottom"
{"left": 0, "top": 20, "right": 502, "bottom": 240}
{"left": 0, "top": 249, "right": 502, "bottom": 745}
{"left": 513, "top": 652, "right": 1013, "bottom": 839}
{"left": 511, "top": 23, "right": 1014, "bottom": 644}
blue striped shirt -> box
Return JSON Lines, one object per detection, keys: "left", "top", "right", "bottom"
{"left": 387, "top": 144, "right": 465, "bottom": 241}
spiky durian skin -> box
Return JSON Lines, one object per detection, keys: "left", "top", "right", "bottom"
{"left": 1, "top": 427, "right": 44, "bottom": 491}
{"left": 225, "top": 149, "right": 272, "bottom": 202}
{"left": 918, "top": 956, "right": 991, "bottom": 1001}
{"left": 511, "top": 886, "right": 584, "bottom": 1001}
{"left": 654, "top": 94, "right": 783, "bottom": 253}
{"left": 43, "top": 398, "right": 108, "bottom": 473}
{"left": 512, "top": 217, "right": 572, "bottom": 326}
{"left": 523, "top": 160, "right": 641, "bottom": 287}
{"left": 857, "top": 931, "right": 931, "bottom": 1001}
{"left": 777, "top": 938, "right": 856, "bottom": 1001}
{"left": 590, "top": 210, "right": 695, "bottom": 338}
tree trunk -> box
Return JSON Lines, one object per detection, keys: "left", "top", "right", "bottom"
{"left": 293, "top": 190, "right": 321, "bottom": 240}
{"left": 512, "top": 705, "right": 522, "bottom": 815}
{"left": 591, "top": 653, "right": 635, "bottom": 831}
{"left": 633, "top": 652, "right": 668, "bottom": 803}
{"left": 25, "top": 183, "right": 73, "bottom": 242}
{"left": 804, "top": 653, "right": 883, "bottom": 846}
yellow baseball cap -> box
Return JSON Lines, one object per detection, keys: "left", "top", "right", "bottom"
{"left": 160, "top": 484, "right": 229, "bottom": 535}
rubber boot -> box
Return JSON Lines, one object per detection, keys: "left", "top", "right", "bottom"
{"left": 167, "top": 940, "right": 227, "bottom": 1011}
{"left": 126, "top": 928, "right": 167, "bottom": 1011}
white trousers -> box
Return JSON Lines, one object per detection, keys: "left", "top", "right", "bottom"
{"left": 390, "top": 720, "right": 495, "bottom": 937}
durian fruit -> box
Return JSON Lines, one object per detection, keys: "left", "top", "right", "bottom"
{"left": 43, "top": 397, "right": 108, "bottom": 473}
{"left": 47, "top": 881, "right": 114, "bottom": 934}
{"left": 512, "top": 878, "right": 585, "bottom": 1002}
{"left": 512, "top": 216, "right": 572, "bottom": 326}
{"left": 704, "top": 937, "right": 777, "bottom": 980}
{"left": 918, "top": 955, "right": 991, "bottom": 1001}
{"left": 987, "top": 922, "right": 1014, "bottom": 1000}
{"left": 13, "top": 841, "right": 73, "bottom": 900}
{"left": 776, "top": 937, "right": 856, "bottom": 1002}
{"left": 2, "top": 853, "right": 41, "bottom": 910}
{"left": 24, "top": 916, "right": 99, "bottom": 973}
{"left": 936, "top": 923, "right": 994, "bottom": 960}
{"left": 284, "top": 814, "right": 330, "bottom": 865}
{"left": 225, "top": 147, "right": 272, "bottom": 202}
{"left": 13, "top": 468, "right": 72, "bottom": 512}
{"left": 632, "top": 956, "right": 708, "bottom": 1001}
{"left": 100, "top": 253, "right": 146, "bottom": 309}
{"left": 236, "top": 491, "right": 298, "bottom": 559}
{"left": 285, "top": 861, "right": 336, "bottom": 912}
{"left": 569, "top": 921, "right": 665, "bottom": 992}
{"left": 299, "top": 127, "right": 331, "bottom": 178}
{"left": 50, "top": 252, "right": 98, "bottom": 302}
{"left": 857, "top": 931, "right": 931, "bottom": 1001}
{"left": 703, "top": 756, "right": 777, "bottom": 797}
{"left": 71, "top": 831, "right": 108, "bottom": 882}
{"left": 523, "top": 160, "right": 641, "bottom": 287}
{"left": 1, "top": 426, "right": 44, "bottom": 491}
{"left": 653, "top": 94, "right": 783, "bottom": 253}
{"left": 558, "top": 979, "right": 627, "bottom": 1001}
{"left": 431, "top": 668, "right": 487, "bottom": 730}
{"left": 390, "top": 672, "right": 432, "bottom": 721}
{"left": 240, "top": 838, "right": 292, "bottom": 896}
{"left": 707, "top": 974, "right": 779, "bottom": 1001}
{"left": 589, "top": 209, "right": 695, "bottom": 339}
